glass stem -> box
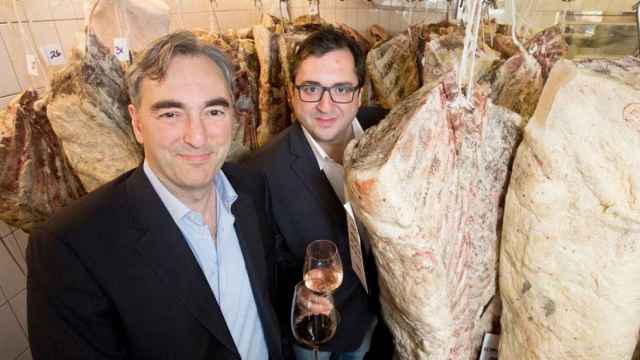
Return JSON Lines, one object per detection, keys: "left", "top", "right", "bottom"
{"left": 313, "top": 348, "right": 319, "bottom": 360}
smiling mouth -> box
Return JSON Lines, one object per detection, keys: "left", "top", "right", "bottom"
{"left": 315, "top": 117, "right": 337, "bottom": 126}
{"left": 179, "top": 153, "right": 212, "bottom": 162}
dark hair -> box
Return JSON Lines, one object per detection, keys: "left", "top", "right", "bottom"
{"left": 126, "top": 31, "right": 235, "bottom": 107}
{"left": 290, "top": 26, "right": 365, "bottom": 88}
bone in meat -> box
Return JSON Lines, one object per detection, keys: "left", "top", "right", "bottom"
{"left": 0, "top": 91, "right": 85, "bottom": 231}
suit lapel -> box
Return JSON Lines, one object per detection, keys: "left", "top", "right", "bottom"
{"left": 288, "top": 123, "right": 344, "bottom": 217}
{"left": 231, "top": 194, "right": 280, "bottom": 357}
{"left": 125, "top": 167, "right": 240, "bottom": 358}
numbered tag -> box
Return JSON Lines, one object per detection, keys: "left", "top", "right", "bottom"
{"left": 479, "top": 333, "right": 500, "bottom": 360}
{"left": 41, "top": 44, "right": 65, "bottom": 66}
{"left": 113, "top": 37, "right": 129, "bottom": 62}
{"left": 344, "top": 202, "right": 368, "bottom": 294}
{"left": 26, "top": 54, "right": 39, "bottom": 76}
{"left": 308, "top": 0, "right": 318, "bottom": 15}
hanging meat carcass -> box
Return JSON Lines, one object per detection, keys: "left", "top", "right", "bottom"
{"left": 0, "top": 91, "right": 85, "bottom": 231}
{"left": 335, "top": 22, "right": 371, "bottom": 54}
{"left": 45, "top": 34, "right": 142, "bottom": 192}
{"left": 422, "top": 29, "right": 501, "bottom": 88}
{"left": 367, "top": 22, "right": 461, "bottom": 109}
{"left": 499, "top": 57, "right": 640, "bottom": 360}
{"left": 485, "top": 26, "right": 567, "bottom": 121}
{"left": 194, "top": 30, "right": 260, "bottom": 160}
{"left": 344, "top": 72, "right": 522, "bottom": 359}
{"left": 366, "top": 29, "right": 422, "bottom": 109}
{"left": 253, "top": 24, "right": 290, "bottom": 147}
{"left": 368, "top": 24, "right": 391, "bottom": 47}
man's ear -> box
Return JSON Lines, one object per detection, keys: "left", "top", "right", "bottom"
{"left": 128, "top": 104, "right": 144, "bottom": 144}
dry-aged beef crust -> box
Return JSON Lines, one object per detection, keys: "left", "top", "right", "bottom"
{"left": 345, "top": 72, "right": 522, "bottom": 359}
{"left": 46, "top": 34, "right": 142, "bottom": 192}
{"left": 253, "top": 24, "right": 290, "bottom": 147}
{"left": 485, "top": 26, "right": 567, "bottom": 121}
{"left": 0, "top": 91, "right": 85, "bottom": 231}
{"left": 499, "top": 57, "right": 640, "bottom": 360}
{"left": 194, "top": 30, "right": 260, "bottom": 159}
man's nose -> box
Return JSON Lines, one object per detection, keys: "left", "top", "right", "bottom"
{"left": 316, "top": 89, "right": 333, "bottom": 112}
{"left": 183, "top": 114, "right": 206, "bottom": 147}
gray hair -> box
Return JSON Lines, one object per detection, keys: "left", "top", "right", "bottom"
{"left": 126, "top": 31, "right": 235, "bottom": 107}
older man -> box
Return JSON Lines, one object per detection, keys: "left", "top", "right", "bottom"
{"left": 27, "top": 31, "right": 283, "bottom": 359}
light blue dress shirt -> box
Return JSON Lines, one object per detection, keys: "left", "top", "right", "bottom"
{"left": 144, "top": 161, "right": 268, "bottom": 359}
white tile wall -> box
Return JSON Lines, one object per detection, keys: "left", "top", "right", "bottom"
{"left": 0, "top": 301, "right": 29, "bottom": 360}
{"left": 0, "top": 220, "right": 29, "bottom": 360}
{"left": 0, "top": 0, "right": 462, "bottom": 105}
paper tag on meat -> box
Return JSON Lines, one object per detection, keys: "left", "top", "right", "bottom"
{"left": 344, "top": 202, "right": 368, "bottom": 294}
{"left": 479, "top": 333, "right": 500, "bottom": 360}
{"left": 41, "top": 44, "right": 65, "bottom": 66}
{"left": 308, "top": 0, "right": 318, "bottom": 15}
{"left": 113, "top": 37, "right": 130, "bottom": 62}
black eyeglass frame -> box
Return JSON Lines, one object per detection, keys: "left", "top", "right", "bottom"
{"left": 294, "top": 84, "right": 361, "bottom": 104}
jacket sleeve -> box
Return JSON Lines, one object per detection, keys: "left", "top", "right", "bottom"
{"left": 27, "top": 228, "right": 127, "bottom": 360}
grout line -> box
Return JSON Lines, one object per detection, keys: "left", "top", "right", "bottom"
{"left": 0, "top": 24, "right": 22, "bottom": 95}
{"left": 1, "top": 92, "right": 21, "bottom": 99}
{"left": 1, "top": 236, "right": 26, "bottom": 277}
{"left": 8, "top": 288, "right": 27, "bottom": 338}
{"left": 0, "top": 17, "right": 84, "bottom": 25}
{"left": 0, "top": 281, "right": 8, "bottom": 308}
{"left": 14, "top": 232, "right": 26, "bottom": 263}
{"left": 14, "top": 348, "right": 30, "bottom": 360}
{"left": 10, "top": 232, "right": 27, "bottom": 275}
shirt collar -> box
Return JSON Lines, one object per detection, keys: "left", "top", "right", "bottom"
{"left": 143, "top": 160, "right": 238, "bottom": 224}
{"left": 301, "top": 117, "right": 364, "bottom": 165}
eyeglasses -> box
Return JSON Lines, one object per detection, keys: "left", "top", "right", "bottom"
{"left": 294, "top": 84, "right": 360, "bottom": 104}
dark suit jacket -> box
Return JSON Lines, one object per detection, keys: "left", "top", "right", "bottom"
{"left": 26, "top": 164, "right": 284, "bottom": 360}
{"left": 244, "top": 107, "right": 387, "bottom": 353}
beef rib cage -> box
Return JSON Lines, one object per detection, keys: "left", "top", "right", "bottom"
{"left": 0, "top": 91, "right": 85, "bottom": 231}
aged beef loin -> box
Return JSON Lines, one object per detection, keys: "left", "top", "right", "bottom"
{"left": 45, "top": 34, "right": 142, "bottom": 192}
{"left": 366, "top": 29, "right": 421, "bottom": 109}
{"left": 422, "top": 30, "right": 500, "bottom": 88}
{"left": 194, "top": 30, "right": 260, "bottom": 160}
{"left": 0, "top": 91, "right": 85, "bottom": 231}
{"left": 499, "top": 57, "right": 640, "bottom": 359}
{"left": 368, "top": 24, "right": 390, "bottom": 47}
{"left": 486, "top": 26, "right": 567, "bottom": 121}
{"left": 344, "top": 73, "right": 522, "bottom": 359}
{"left": 253, "top": 24, "right": 290, "bottom": 147}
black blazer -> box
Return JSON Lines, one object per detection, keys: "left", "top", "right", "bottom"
{"left": 244, "top": 107, "right": 387, "bottom": 353}
{"left": 26, "top": 164, "right": 284, "bottom": 360}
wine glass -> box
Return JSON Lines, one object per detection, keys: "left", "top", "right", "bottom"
{"left": 303, "top": 240, "right": 343, "bottom": 293}
{"left": 291, "top": 281, "right": 340, "bottom": 360}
